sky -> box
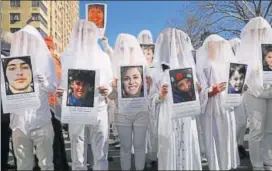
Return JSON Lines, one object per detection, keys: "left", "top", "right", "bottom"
{"left": 79, "top": 1, "right": 188, "bottom": 47}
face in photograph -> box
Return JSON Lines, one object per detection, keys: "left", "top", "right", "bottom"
{"left": 122, "top": 66, "right": 143, "bottom": 98}
{"left": 177, "top": 76, "right": 193, "bottom": 93}
{"left": 4, "top": 58, "right": 33, "bottom": 94}
{"left": 228, "top": 64, "right": 246, "bottom": 94}
{"left": 71, "top": 80, "right": 89, "bottom": 100}
{"left": 141, "top": 45, "right": 154, "bottom": 67}
{"left": 264, "top": 48, "right": 272, "bottom": 71}
{"left": 88, "top": 5, "right": 104, "bottom": 28}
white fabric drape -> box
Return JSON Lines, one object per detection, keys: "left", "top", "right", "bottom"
{"left": 137, "top": 30, "right": 154, "bottom": 44}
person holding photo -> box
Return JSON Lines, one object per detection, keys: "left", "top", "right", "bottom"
{"left": 3, "top": 57, "right": 34, "bottom": 95}
{"left": 236, "top": 17, "right": 272, "bottom": 170}
{"left": 56, "top": 20, "right": 113, "bottom": 170}
{"left": 121, "top": 66, "right": 144, "bottom": 98}
{"left": 8, "top": 25, "right": 57, "bottom": 170}
{"left": 228, "top": 64, "right": 246, "bottom": 94}
{"left": 108, "top": 33, "right": 151, "bottom": 171}
{"left": 67, "top": 70, "right": 95, "bottom": 107}
{"left": 263, "top": 46, "right": 272, "bottom": 71}
{"left": 150, "top": 28, "right": 202, "bottom": 170}
{"left": 196, "top": 35, "right": 239, "bottom": 170}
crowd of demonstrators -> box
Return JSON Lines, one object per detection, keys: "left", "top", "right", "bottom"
{"left": 1, "top": 16, "right": 272, "bottom": 171}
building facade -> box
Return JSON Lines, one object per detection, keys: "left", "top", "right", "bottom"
{"left": 1, "top": 0, "right": 79, "bottom": 54}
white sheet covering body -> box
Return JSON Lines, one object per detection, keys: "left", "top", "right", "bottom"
{"left": 196, "top": 34, "right": 239, "bottom": 170}
{"left": 151, "top": 28, "right": 201, "bottom": 170}
{"left": 7, "top": 25, "right": 57, "bottom": 170}
{"left": 108, "top": 33, "right": 149, "bottom": 170}
{"left": 60, "top": 20, "right": 113, "bottom": 170}
{"left": 236, "top": 17, "right": 272, "bottom": 169}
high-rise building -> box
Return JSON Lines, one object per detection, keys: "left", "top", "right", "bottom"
{"left": 1, "top": 0, "right": 79, "bottom": 54}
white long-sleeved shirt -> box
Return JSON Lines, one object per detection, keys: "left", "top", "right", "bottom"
{"left": 10, "top": 57, "right": 57, "bottom": 134}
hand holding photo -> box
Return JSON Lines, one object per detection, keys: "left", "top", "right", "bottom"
{"left": 228, "top": 63, "right": 247, "bottom": 94}
{"left": 169, "top": 68, "right": 196, "bottom": 103}
{"left": 121, "top": 65, "right": 144, "bottom": 98}
{"left": 262, "top": 44, "right": 272, "bottom": 71}
{"left": 66, "top": 69, "right": 95, "bottom": 107}
{"left": 2, "top": 56, "right": 34, "bottom": 95}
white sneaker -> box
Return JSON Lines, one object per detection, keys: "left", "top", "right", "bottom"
{"left": 264, "top": 165, "right": 272, "bottom": 171}
{"left": 201, "top": 157, "right": 207, "bottom": 163}
{"left": 109, "top": 138, "right": 119, "bottom": 145}
{"left": 115, "top": 143, "right": 121, "bottom": 148}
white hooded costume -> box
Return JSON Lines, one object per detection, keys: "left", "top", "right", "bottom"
{"left": 236, "top": 17, "right": 272, "bottom": 170}
{"left": 196, "top": 34, "right": 239, "bottom": 170}
{"left": 60, "top": 20, "right": 113, "bottom": 170}
{"left": 108, "top": 33, "right": 149, "bottom": 170}
{"left": 8, "top": 25, "right": 57, "bottom": 170}
{"left": 150, "top": 28, "right": 202, "bottom": 170}
{"left": 229, "top": 38, "right": 248, "bottom": 148}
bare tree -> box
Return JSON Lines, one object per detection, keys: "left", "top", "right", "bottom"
{"left": 169, "top": 0, "right": 272, "bottom": 48}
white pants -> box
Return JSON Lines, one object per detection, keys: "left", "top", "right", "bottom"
{"left": 69, "top": 119, "right": 108, "bottom": 170}
{"left": 12, "top": 124, "right": 54, "bottom": 170}
{"left": 244, "top": 92, "right": 272, "bottom": 168}
{"left": 234, "top": 99, "right": 248, "bottom": 146}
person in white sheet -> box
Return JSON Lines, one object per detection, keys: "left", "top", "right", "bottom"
{"left": 150, "top": 27, "right": 202, "bottom": 170}
{"left": 6, "top": 25, "right": 57, "bottom": 170}
{"left": 108, "top": 33, "right": 151, "bottom": 170}
{"left": 101, "top": 36, "right": 120, "bottom": 148}
{"left": 137, "top": 29, "right": 158, "bottom": 167}
{"left": 196, "top": 34, "right": 239, "bottom": 170}
{"left": 236, "top": 17, "right": 272, "bottom": 170}
{"left": 228, "top": 38, "right": 249, "bottom": 159}
{"left": 56, "top": 20, "right": 113, "bottom": 170}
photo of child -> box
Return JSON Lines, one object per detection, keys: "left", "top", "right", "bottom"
{"left": 228, "top": 63, "right": 247, "bottom": 94}
{"left": 262, "top": 44, "right": 272, "bottom": 71}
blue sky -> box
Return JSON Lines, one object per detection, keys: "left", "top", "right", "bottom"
{"left": 79, "top": 1, "right": 188, "bottom": 47}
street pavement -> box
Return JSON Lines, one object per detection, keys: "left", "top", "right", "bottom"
{"left": 7, "top": 129, "right": 252, "bottom": 171}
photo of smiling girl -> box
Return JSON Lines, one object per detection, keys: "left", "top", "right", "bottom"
{"left": 66, "top": 69, "right": 95, "bottom": 107}
{"left": 2, "top": 56, "right": 34, "bottom": 95}
{"left": 228, "top": 63, "right": 247, "bottom": 94}
{"left": 262, "top": 44, "right": 272, "bottom": 71}
{"left": 120, "top": 66, "right": 144, "bottom": 98}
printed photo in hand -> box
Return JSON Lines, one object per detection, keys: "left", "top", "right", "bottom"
{"left": 169, "top": 68, "right": 196, "bottom": 103}
{"left": 228, "top": 63, "right": 247, "bottom": 94}
{"left": 120, "top": 65, "right": 144, "bottom": 98}
{"left": 261, "top": 44, "right": 272, "bottom": 71}
{"left": 2, "top": 56, "right": 35, "bottom": 96}
{"left": 87, "top": 4, "right": 105, "bottom": 28}
{"left": 140, "top": 44, "right": 155, "bottom": 67}
{"left": 66, "top": 69, "right": 95, "bottom": 107}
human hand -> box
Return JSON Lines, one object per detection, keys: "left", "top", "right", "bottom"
{"left": 159, "top": 84, "right": 168, "bottom": 100}
{"left": 98, "top": 86, "right": 109, "bottom": 97}
{"left": 55, "top": 87, "right": 64, "bottom": 98}
{"left": 146, "top": 76, "right": 152, "bottom": 89}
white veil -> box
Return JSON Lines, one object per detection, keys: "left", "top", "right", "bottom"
{"left": 236, "top": 17, "right": 272, "bottom": 97}
{"left": 229, "top": 38, "right": 241, "bottom": 55}
{"left": 137, "top": 30, "right": 153, "bottom": 44}
{"left": 60, "top": 20, "right": 113, "bottom": 88}
{"left": 111, "top": 33, "right": 147, "bottom": 78}
{"left": 9, "top": 25, "right": 56, "bottom": 85}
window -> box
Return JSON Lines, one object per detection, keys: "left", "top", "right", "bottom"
{"left": 10, "top": 13, "right": 20, "bottom": 24}
{"left": 32, "top": 0, "right": 47, "bottom": 15}
{"left": 10, "top": 28, "right": 20, "bottom": 33}
{"left": 37, "top": 28, "right": 47, "bottom": 38}
{"left": 10, "top": 0, "right": 20, "bottom": 7}
{"left": 31, "top": 13, "right": 48, "bottom": 28}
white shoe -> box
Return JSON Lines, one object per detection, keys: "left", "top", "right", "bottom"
{"left": 114, "top": 143, "right": 120, "bottom": 148}
{"left": 253, "top": 167, "right": 265, "bottom": 170}
{"left": 201, "top": 157, "right": 207, "bottom": 163}
{"left": 264, "top": 165, "right": 272, "bottom": 171}
{"left": 109, "top": 138, "right": 119, "bottom": 145}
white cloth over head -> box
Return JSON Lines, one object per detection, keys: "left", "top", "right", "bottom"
{"left": 229, "top": 38, "right": 241, "bottom": 55}
{"left": 137, "top": 30, "right": 153, "bottom": 44}
{"left": 236, "top": 17, "right": 272, "bottom": 97}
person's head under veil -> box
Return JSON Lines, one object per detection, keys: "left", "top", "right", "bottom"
{"left": 137, "top": 30, "right": 155, "bottom": 67}
{"left": 236, "top": 17, "right": 272, "bottom": 96}
{"left": 153, "top": 28, "right": 196, "bottom": 72}
{"left": 229, "top": 38, "right": 241, "bottom": 55}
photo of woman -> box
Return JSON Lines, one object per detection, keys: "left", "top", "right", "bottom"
{"left": 2, "top": 56, "right": 34, "bottom": 95}
{"left": 228, "top": 63, "right": 247, "bottom": 94}
{"left": 140, "top": 44, "right": 155, "bottom": 67}
{"left": 169, "top": 68, "right": 196, "bottom": 103}
{"left": 121, "top": 66, "right": 144, "bottom": 98}
{"left": 87, "top": 4, "right": 105, "bottom": 28}
{"left": 66, "top": 69, "right": 95, "bottom": 107}
{"left": 262, "top": 44, "right": 272, "bottom": 71}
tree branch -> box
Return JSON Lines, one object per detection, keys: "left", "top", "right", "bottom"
{"left": 264, "top": 1, "right": 272, "bottom": 18}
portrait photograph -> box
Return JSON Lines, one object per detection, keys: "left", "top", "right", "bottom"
{"left": 169, "top": 68, "right": 196, "bottom": 104}
{"left": 140, "top": 44, "right": 155, "bottom": 67}
{"left": 87, "top": 4, "right": 105, "bottom": 28}
{"left": 261, "top": 44, "right": 272, "bottom": 71}
{"left": 120, "top": 65, "right": 144, "bottom": 98}
{"left": 66, "top": 69, "right": 95, "bottom": 107}
{"left": 228, "top": 63, "right": 247, "bottom": 94}
{"left": 1, "top": 56, "right": 35, "bottom": 96}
